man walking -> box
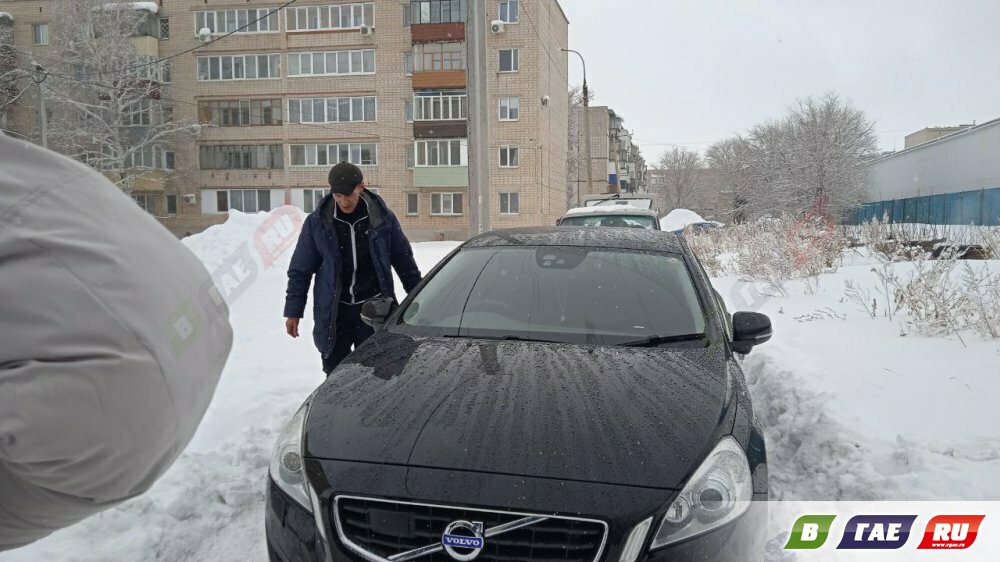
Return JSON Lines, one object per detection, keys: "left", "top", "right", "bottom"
{"left": 284, "top": 162, "right": 422, "bottom": 374}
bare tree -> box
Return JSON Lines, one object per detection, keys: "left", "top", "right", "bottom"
{"left": 655, "top": 147, "right": 703, "bottom": 210}
{"left": 706, "top": 93, "right": 878, "bottom": 220}
{"left": 43, "top": 0, "right": 199, "bottom": 192}
{"left": 705, "top": 136, "right": 751, "bottom": 222}
{"left": 0, "top": 18, "right": 33, "bottom": 128}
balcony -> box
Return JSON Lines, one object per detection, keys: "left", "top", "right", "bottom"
{"left": 413, "top": 166, "right": 468, "bottom": 188}
{"left": 412, "top": 70, "right": 466, "bottom": 90}
{"left": 411, "top": 22, "right": 465, "bottom": 44}
{"left": 412, "top": 93, "right": 467, "bottom": 137}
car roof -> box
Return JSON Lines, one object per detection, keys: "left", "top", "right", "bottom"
{"left": 465, "top": 227, "right": 685, "bottom": 253}
{"left": 561, "top": 206, "right": 659, "bottom": 217}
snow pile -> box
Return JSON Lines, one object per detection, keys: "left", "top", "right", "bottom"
{"left": 0, "top": 12, "right": 14, "bottom": 23}
{"left": 715, "top": 268, "right": 1000, "bottom": 501}
{"left": 660, "top": 208, "right": 708, "bottom": 231}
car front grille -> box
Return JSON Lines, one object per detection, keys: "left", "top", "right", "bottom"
{"left": 334, "top": 495, "right": 608, "bottom": 562}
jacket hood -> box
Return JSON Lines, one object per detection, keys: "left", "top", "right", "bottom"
{"left": 303, "top": 332, "right": 734, "bottom": 489}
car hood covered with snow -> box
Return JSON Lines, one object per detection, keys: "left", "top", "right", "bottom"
{"left": 303, "top": 332, "right": 735, "bottom": 490}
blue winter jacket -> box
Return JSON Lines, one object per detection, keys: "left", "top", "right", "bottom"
{"left": 283, "top": 190, "right": 422, "bottom": 357}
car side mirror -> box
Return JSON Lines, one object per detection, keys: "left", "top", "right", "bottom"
{"left": 361, "top": 297, "right": 395, "bottom": 332}
{"left": 730, "top": 311, "right": 772, "bottom": 354}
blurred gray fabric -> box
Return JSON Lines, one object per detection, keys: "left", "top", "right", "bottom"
{"left": 0, "top": 135, "right": 233, "bottom": 551}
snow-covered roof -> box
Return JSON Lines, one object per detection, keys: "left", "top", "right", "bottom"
{"left": 98, "top": 2, "right": 159, "bottom": 14}
{"left": 563, "top": 206, "right": 657, "bottom": 217}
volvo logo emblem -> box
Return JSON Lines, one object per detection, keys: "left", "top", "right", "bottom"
{"left": 441, "top": 520, "right": 485, "bottom": 561}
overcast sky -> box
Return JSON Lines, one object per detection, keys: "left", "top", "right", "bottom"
{"left": 558, "top": 0, "right": 1000, "bottom": 161}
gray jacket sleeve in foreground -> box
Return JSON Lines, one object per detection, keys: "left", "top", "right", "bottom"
{"left": 0, "top": 135, "right": 233, "bottom": 551}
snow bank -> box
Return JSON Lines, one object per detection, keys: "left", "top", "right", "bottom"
{"left": 660, "top": 208, "right": 707, "bottom": 231}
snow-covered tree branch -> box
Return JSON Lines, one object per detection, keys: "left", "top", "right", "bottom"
{"left": 42, "top": 0, "right": 199, "bottom": 192}
{"left": 707, "top": 93, "right": 878, "bottom": 220}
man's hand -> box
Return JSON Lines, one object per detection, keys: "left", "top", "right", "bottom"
{"left": 285, "top": 317, "right": 300, "bottom": 338}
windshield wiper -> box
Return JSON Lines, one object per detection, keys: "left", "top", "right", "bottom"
{"left": 443, "top": 334, "right": 561, "bottom": 343}
{"left": 618, "top": 333, "right": 708, "bottom": 347}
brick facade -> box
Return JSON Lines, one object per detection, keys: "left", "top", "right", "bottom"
{"left": 0, "top": 0, "right": 569, "bottom": 240}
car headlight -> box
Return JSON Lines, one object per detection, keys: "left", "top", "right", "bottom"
{"left": 269, "top": 400, "right": 312, "bottom": 512}
{"left": 650, "top": 436, "right": 752, "bottom": 548}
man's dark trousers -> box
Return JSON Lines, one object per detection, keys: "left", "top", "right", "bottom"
{"left": 322, "top": 301, "right": 375, "bottom": 374}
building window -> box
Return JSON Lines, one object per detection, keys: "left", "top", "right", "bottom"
{"left": 499, "top": 145, "right": 519, "bottom": 168}
{"left": 414, "top": 92, "right": 467, "bottom": 121}
{"left": 197, "top": 54, "right": 281, "bottom": 81}
{"left": 406, "top": 193, "right": 419, "bottom": 215}
{"left": 499, "top": 192, "right": 519, "bottom": 215}
{"left": 287, "top": 96, "right": 376, "bottom": 124}
{"left": 288, "top": 50, "right": 375, "bottom": 76}
{"left": 123, "top": 100, "right": 152, "bottom": 126}
{"left": 199, "top": 145, "right": 284, "bottom": 170}
{"left": 216, "top": 189, "right": 274, "bottom": 213}
{"left": 32, "top": 24, "right": 49, "bottom": 45}
{"left": 404, "top": 53, "right": 413, "bottom": 76}
{"left": 431, "top": 193, "right": 463, "bottom": 215}
{"left": 286, "top": 3, "right": 373, "bottom": 31}
{"left": 125, "top": 145, "right": 171, "bottom": 169}
{"left": 499, "top": 96, "right": 519, "bottom": 121}
{"left": 159, "top": 18, "right": 170, "bottom": 39}
{"left": 499, "top": 48, "right": 519, "bottom": 72}
{"left": 409, "top": 0, "right": 466, "bottom": 24}
{"left": 289, "top": 143, "right": 378, "bottom": 167}
{"left": 165, "top": 194, "right": 178, "bottom": 215}
{"left": 164, "top": 151, "right": 176, "bottom": 170}
{"left": 406, "top": 144, "right": 415, "bottom": 168}
{"left": 132, "top": 194, "right": 155, "bottom": 214}
{"left": 414, "top": 139, "right": 466, "bottom": 167}
{"left": 405, "top": 99, "right": 414, "bottom": 123}
{"left": 198, "top": 100, "right": 283, "bottom": 126}
{"left": 195, "top": 9, "right": 279, "bottom": 35}
{"left": 303, "top": 188, "right": 326, "bottom": 212}
{"left": 498, "top": 0, "right": 519, "bottom": 23}
{"left": 415, "top": 43, "right": 466, "bottom": 72}
{"left": 403, "top": 3, "right": 411, "bottom": 26}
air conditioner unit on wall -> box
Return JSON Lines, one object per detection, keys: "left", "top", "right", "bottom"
{"left": 490, "top": 20, "right": 505, "bottom": 33}
{"left": 360, "top": 25, "right": 374, "bottom": 36}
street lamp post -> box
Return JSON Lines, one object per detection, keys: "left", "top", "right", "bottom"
{"left": 562, "top": 48, "right": 592, "bottom": 206}
{"left": 32, "top": 63, "right": 48, "bottom": 149}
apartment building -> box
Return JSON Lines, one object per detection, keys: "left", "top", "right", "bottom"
{"left": 567, "top": 105, "right": 647, "bottom": 202}
{"left": 0, "top": 0, "right": 569, "bottom": 240}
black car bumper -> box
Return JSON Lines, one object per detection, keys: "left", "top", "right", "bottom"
{"left": 265, "top": 459, "right": 767, "bottom": 562}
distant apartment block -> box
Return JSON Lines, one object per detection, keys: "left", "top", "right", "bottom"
{"left": 0, "top": 0, "right": 569, "bottom": 240}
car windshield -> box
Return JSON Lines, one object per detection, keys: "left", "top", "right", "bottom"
{"left": 394, "top": 246, "right": 706, "bottom": 345}
{"left": 560, "top": 214, "right": 657, "bottom": 229}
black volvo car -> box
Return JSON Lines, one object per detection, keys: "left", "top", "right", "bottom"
{"left": 266, "top": 228, "right": 771, "bottom": 562}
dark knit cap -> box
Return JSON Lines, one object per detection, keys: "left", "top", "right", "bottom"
{"left": 328, "top": 162, "right": 364, "bottom": 195}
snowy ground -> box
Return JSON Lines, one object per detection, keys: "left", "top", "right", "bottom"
{"left": 4, "top": 209, "right": 999, "bottom": 561}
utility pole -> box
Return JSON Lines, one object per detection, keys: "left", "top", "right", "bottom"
{"left": 32, "top": 63, "right": 48, "bottom": 149}
{"left": 466, "top": 0, "right": 490, "bottom": 235}
{"left": 563, "top": 49, "right": 591, "bottom": 206}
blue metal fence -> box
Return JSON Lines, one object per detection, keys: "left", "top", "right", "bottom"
{"left": 846, "top": 187, "right": 1000, "bottom": 226}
